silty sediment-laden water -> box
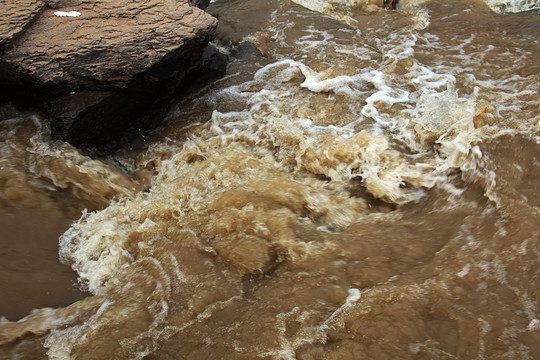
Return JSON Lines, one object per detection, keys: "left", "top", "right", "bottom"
{"left": 1, "top": 0, "right": 539, "bottom": 359}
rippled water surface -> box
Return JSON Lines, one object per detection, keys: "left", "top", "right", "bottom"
{"left": 1, "top": 0, "right": 539, "bottom": 359}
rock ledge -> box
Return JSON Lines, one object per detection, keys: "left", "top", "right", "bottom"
{"left": 0, "top": 0, "right": 218, "bottom": 149}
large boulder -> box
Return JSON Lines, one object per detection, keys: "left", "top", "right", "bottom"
{"left": 0, "top": 0, "right": 218, "bottom": 149}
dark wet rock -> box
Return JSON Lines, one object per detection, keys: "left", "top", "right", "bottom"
{"left": 0, "top": 0, "right": 218, "bottom": 148}
{"left": 201, "top": 46, "right": 229, "bottom": 74}
{"left": 231, "top": 41, "right": 263, "bottom": 60}
{"left": 189, "top": 0, "right": 212, "bottom": 10}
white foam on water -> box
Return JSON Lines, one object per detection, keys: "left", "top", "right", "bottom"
{"left": 0, "top": 115, "right": 138, "bottom": 209}
{"left": 295, "top": 26, "right": 335, "bottom": 50}
{"left": 411, "top": 8, "right": 431, "bottom": 30}
{"left": 299, "top": 65, "right": 361, "bottom": 94}
{"left": 258, "top": 50, "right": 481, "bottom": 204}
{"left": 193, "top": 44, "right": 492, "bottom": 206}
{"left": 320, "top": 288, "right": 363, "bottom": 329}
{"left": 528, "top": 318, "right": 540, "bottom": 331}
{"left": 483, "top": 0, "right": 540, "bottom": 13}
{"left": 290, "top": 0, "right": 384, "bottom": 27}
{"left": 291, "top": 0, "right": 329, "bottom": 14}
{"left": 45, "top": 300, "right": 113, "bottom": 359}
{"left": 59, "top": 208, "right": 137, "bottom": 294}
{"left": 457, "top": 263, "right": 471, "bottom": 278}
{"left": 260, "top": 288, "right": 364, "bottom": 359}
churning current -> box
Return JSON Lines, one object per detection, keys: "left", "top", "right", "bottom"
{"left": 1, "top": 0, "right": 540, "bottom": 359}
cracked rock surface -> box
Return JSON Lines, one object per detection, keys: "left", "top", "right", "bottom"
{"left": 0, "top": 0, "right": 218, "bottom": 148}
{"left": 0, "top": 0, "right": 46, "bottom": 50}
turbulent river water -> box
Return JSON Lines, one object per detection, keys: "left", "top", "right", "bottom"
{"left": 1, "top": 0, "right": 540, "bottom": 359}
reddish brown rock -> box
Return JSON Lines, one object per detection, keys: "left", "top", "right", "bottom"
{"left": 0, "top": 0, "right": 219, "bottom": 149}
{"left": 0, "top": 0, "right": 46, "bottom": 50}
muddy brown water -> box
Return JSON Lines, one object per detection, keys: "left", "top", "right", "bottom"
{"left": 1, "top": 0, "right": 539, "bottom": 359}
{"left": 0, "top": 206, "right": 86, "bottom": 321}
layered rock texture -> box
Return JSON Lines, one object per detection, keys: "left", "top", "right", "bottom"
{"left": 0, "top": 0, "right": 218, "bottom": 148}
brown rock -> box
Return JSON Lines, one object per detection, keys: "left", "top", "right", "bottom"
{"left": 0, "top": 0, "right": 220, "bottom": 149}
{"left": 3, "top": 0, "right": 217, "bottom": 94}
{"left": 0, "top": 0, "right": 46, "bottom": 51}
